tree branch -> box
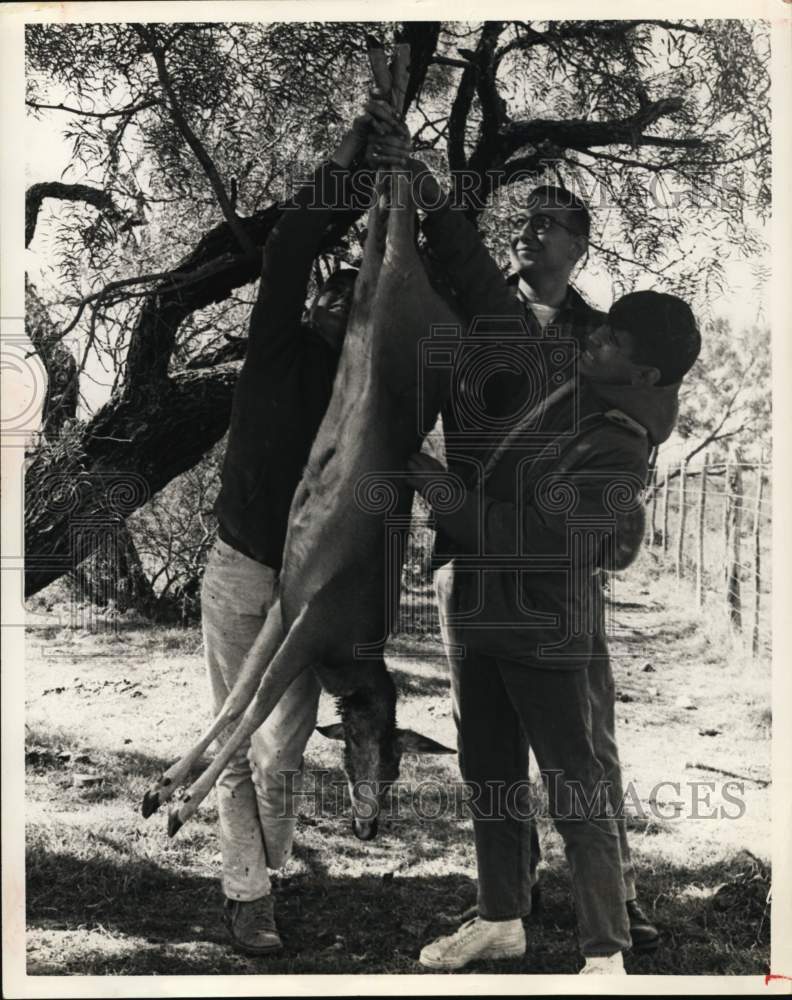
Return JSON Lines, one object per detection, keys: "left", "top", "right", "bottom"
{"left": 26, "top": 98, "right": 158, "bottom": 119}
{"left": 121, "top": 197, "right": 362, "bottom": 387}
{"left": 494, "top": 19, "right": 704, "bottom": 68}
{"left": 447, "top": 47, "right": 479, "bottom": 172}
{"left": 501, "top": 98, "right": 702, "bottom": 159}
{"left": 398, "top": 22, "right": 442, "bottom": 113}
{"left": 26, "top": 181, "right": 123, "bottom": 248}
{"left": 448, "top": 22, "right": 508, "bottom": 206}
{"left": 430, "top": 55, "right": 472, "bottom": 70}
{"left": 133, "top": 23, "right": 256, "bottom": 258}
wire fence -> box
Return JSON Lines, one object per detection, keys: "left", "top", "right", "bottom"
{"left": 645, "top": 450, "right": 771, "bottom": 658}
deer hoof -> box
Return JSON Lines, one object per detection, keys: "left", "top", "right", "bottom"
{"left": 141, "top": 789, "right": 160, "bottom": 818}
{"left": 352, "top": 815, "right": 379, "bottom": 841}
{"left": 167, "top": 810, "right": 184, "bottom": 838}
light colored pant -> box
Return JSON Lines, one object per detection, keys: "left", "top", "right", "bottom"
{"left": 201, "top": 537, "right": 321, "bottom": 901}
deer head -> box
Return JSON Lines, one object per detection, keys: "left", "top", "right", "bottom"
{"left": 316, "top": 669, "right": 455, "bottom": 840}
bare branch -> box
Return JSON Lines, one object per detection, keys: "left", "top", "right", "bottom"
{"left": 501, "top": 98, "right": 703, "bottom": 160}
{"left": 447, "top": 47, "right": 479, "bottom": 171}
{"left": 26, "top": 181, "right": 123, "bottom": 248}
{"left": 133, "top": 23, "right": 256, "bottom": 258}
{"left": 430, "top": 55, "right": 472, "bottom": 70}
{"left": 448, "top": 22, "right": 508, "bottom": 204}
{"left": 26, "top": 98, "right": 158, "bottom": 119}
{"left": 397, "top": 22, "right": 443, "bottom": 112}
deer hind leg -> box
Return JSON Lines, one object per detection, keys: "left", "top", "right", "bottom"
{"left": 141, "top": 600, "right": 285, "bottom": 817}
{"left": 383, "top": 171, "right": 416, "bottom": 265}
{"left": 346, "top": 176, "right": 389, "bottom": 328}
{"left": 167, "top": 600, "right": 319, "bottom": 836}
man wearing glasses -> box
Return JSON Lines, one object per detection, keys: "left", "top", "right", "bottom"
{"left": 366, "top": 106, "right": 659, "bottom": 968}
{"left": 507, "top": 196, "right": 600, "bottom": 341}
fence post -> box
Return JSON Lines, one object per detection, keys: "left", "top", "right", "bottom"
{"left": 649, "top": 465, "right": 659, "bottom": 546}
{"left": 726, "top": 449, "right": 743, "bottom": 631}
{"left": 722, "top": 454, "right": 731, "bottom": 585}
{"left": 675, "top": 456, "right": 687, "bottom": 579}
{"left": 696, "top": 452, "right": 709, "bottom": 608}
{"left": 662, "top": 465, "right": 670, "bottom": 554}
{"left": 752, "top": 452, "right": 766, "bottom": 657}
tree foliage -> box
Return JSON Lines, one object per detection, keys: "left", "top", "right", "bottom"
{"left": 675, "top": 318, "right": 771, "bottom": 464}
{"left": 23, "top": 19, "right": 771, "bottom": 597}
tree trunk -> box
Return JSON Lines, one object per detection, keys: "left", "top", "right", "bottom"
{"left": 24, "top": 362, "right": 239, "bottom": 597}
{"left": 26, "top": 277, "right": 79, "bottom": 439}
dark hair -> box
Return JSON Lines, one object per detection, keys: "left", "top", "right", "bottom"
{"left": 609, "top": 291, "right": 701, "bottom": 386}
{"left": 528, "top": 185, "right": 591, "bottom": 240}
{"left": 320, "top": 267, "right": 359, "bottom": 292}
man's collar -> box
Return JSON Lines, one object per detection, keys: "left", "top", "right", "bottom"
{"left": 510, "top": 273, "right": 588, "bottom": 313}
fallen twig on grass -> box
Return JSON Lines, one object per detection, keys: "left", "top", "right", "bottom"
{"left": 685, "top": 761, "right": 770, "bottom": 787}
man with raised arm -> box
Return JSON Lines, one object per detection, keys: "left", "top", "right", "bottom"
{"left": 366, "top": 101, "right": 662, "bottom": 965}
{"left": 203, "top": 107, "right": 381, "bottom": 957}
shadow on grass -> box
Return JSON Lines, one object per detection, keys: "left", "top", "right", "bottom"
{"left": 389, "top": 663, "right": 451, "bottom": 699}
{"left": 27, "top": 841, "right": 770, "bottom": 976}
{"left": 25, "top": 724, "right": 211, "bottom": 789}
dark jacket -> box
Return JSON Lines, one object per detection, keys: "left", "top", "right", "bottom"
{"left": 420, "top": 202, "right": 606, "bottom": 482}
{"left": 214, "top": 161, "right": 354, "bottom": 571}
{"left": 433, "top": 375, "right": 680, "bottom": 669}
{"left": 420, "top": 201, "right": 680, "bottom": 668}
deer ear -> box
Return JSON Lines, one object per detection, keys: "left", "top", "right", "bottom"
{"left": 396, "top": 728, "right": 456, "bottom": 755}
{"left": 316, "top": 722, "right": 345, "bottom": 741}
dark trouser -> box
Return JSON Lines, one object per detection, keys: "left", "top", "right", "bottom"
{"left": 527, "top": 627, "right": 637, "bottom": 903}
{"left": 449, "top": 650, "right": 631, "bottom": 955}
{"left": 436, "top": 560, "right": 631, "bottom": 955}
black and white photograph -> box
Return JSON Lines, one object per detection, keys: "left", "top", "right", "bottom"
{"left": 1, "top": 3, "right": 790, "bottom": 994}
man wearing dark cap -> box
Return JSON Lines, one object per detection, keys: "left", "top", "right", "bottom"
{"left": 364, "top": 107, "right": 682, "bottom": 970}
{"left": 408, "top": 289, "right": 701, "bottom": 974}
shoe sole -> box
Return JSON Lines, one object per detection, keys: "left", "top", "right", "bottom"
{"left": 229, "top": 939, "right": 284, "bottom": 957}
{"left": 419, "top": 946, "right": 525, "bottom": 971}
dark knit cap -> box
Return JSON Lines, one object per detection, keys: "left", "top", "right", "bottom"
{"left": 609, "top": 290, "right": 701, "bottom": 386}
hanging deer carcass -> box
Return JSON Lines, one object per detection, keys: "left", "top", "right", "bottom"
{"left": 141, "top": 43, "right": 458, "bottom": 841}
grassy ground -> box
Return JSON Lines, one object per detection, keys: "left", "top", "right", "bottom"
{"left": 24, "top": 547, "right": 771, "bottom": 976}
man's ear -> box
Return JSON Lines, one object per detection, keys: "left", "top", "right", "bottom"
{"left": 570, "top": 234, "right": 588, "bottom": 264}
{"left": 396, "top": 728, "right": 456, "bottom": 755}
{"left": 316, "top": 722, "right": 345, "bottom": 741}
{"left": 633, "top": 365, "right": 661, "bottom": 387}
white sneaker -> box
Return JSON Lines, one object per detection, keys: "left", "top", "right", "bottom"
{"left": 580, "top": 952, "right": 627, "bottom": 975}
{"left": 419, "top": 917, "right": 525, "bottom": 971}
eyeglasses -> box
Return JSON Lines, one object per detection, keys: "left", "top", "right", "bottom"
{"left": 512, "top": 213, "right": 581, "bottom": 238}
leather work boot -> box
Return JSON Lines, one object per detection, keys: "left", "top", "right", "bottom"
{"left": 579, "top": 952, "right": 627, "bottom": 975}
{"left": 419, "top": 917, "right": 526, "bottom": 971}
{"left": 223, "top": 895, "right": 283, "bottom": 956}
{"left": 626, "top": 899, "right": 660, "bottom": 952}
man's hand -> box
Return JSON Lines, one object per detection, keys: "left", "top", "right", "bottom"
{"left": 406, "top": 453, "right": 451, "bottom": 502}
{"left": 331, "top": 88, "right": 403, "bottom": 169}
{"left": 364, "top": 88, "right": 411, "bottom": 169}
{"left": 331, "top": 111, "right": 378, "bottom": 170}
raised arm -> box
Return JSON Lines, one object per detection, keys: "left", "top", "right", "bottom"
{"left": 411, "top": 161, "right": 525, "bottom": 326}
{"left": 246, "top": 118, "right": 373, "bottom": 358}
{"left": 363, "top": 99, "right": 523, "bottom": 325}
